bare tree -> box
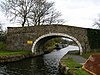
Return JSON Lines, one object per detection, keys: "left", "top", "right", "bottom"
{"left": 29, "top": 0, "right": 54, "bottom": 25}
{"left": 30, "top": 0, "right": 64, "bottom": 25}
{"left": 1, "top": 0, "right": 35, "bottom": 27}
{"left": 0, "top": 0, "right": 64, "bottom": 27}
{"left": 46, "top": 9, "right": 64, "bottom": 25}
{"left": 94, "top": 19, "right": 100, "bottom": 29}
{"left": 93, "top": 14, "right": 100, "bottom": 29}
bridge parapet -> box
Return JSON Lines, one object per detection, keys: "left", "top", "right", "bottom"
{"left": 7, "top": 25, "right": 86, "bottom": 34}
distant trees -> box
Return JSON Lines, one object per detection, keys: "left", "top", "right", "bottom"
{"left": 43, "top": 37, "right": 63, "bottom": 52}
{"left": 0, "top": 22, "right": 3, "bottom": 35}
{"left": 0, "top": 0, "right": 64, "bottom": 27}
{"left": 0, "top": 23, "right": 2, "bottom": 31}
{"left": 0, "top": 22, "right": 6, "bottom": 50}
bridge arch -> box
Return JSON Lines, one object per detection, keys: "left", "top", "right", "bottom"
{"left": 32, "top": 33, "right": 82, "bottom": 55}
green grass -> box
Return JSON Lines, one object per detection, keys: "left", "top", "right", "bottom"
{"left": 67, "top": 68, "right": 90, "bottom": 75}
{"left": 0, "top": 50, "right": 32, "bottom": 56}
{"left": 82, "top": 51, "right": 100, "bottom": 58}
{"left": 61, "top": 57, "right": 82, "bottom": 68}
{"left": 74, "top": 69, "right": 90, "bottom": 75}
{"left": 61, "top": 57, "right": 90, "bottom": 75}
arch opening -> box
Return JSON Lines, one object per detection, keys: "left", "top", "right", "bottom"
{"left": 32, "top": 33, "right": 82, "bottom": 55}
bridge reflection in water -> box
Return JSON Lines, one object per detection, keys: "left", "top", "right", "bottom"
{"left": 0, "top": 45, "right": 79, "bottom": 75}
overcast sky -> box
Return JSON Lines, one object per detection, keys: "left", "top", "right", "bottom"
{"left": 0, "top": 0, "right": 100, "bottom": 29}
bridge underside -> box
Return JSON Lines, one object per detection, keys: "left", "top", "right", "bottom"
{"left": 32, "top": 33, "right": 83, "bottom": 55}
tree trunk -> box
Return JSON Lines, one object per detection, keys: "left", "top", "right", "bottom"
{"left": 22, "top": 16, "right": 26, "bottom": 27}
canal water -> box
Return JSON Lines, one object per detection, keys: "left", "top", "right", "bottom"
{"left": 0, "top": 46, "right": 79, "bottom": 75}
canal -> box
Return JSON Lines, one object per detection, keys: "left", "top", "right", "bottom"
{"left": 0, "top": 45, "right": 79, "bottom": 75}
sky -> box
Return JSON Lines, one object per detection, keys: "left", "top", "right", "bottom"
{"left": 0, "top": 0, "right": 100, "bottom": 29}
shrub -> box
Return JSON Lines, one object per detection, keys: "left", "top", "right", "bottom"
{"left": 0, "top": 42, "right": 6, "bottom": 50}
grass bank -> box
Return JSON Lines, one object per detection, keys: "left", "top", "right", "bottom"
{"left": 0, "top": 50, "right": 32, "bottom": 56}
{"left": 82, "top": 51, "right": 100, "bottom": 58}
{"left": 60, "top": 51, "right": 100, "bottom": 75}
{"left": 0, "top": 50, "right": 33, "bottom": 63}
{"left": 60, "top": 56, "right": 90, "bottom": 75}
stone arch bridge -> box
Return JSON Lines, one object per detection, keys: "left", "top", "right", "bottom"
{"left": 7, "top": 25, "right": 100, "bottom": 55}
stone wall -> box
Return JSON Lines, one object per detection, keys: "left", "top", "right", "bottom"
{"left": 7, "top": 25, "right": 92, "bottom": 52}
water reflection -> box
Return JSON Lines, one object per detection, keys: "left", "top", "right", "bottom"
{"left": 0, "top": 45, "right": 79, "bottom": 75}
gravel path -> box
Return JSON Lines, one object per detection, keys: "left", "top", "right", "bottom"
{"left": 66, "top": 54, "right": 87, "bottom": 64}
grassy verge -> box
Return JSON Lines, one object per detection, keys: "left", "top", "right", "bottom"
{"left": 62, "top": 57, "right": 82, "bottom": 68}
{"left": 68, "top": 68, "right": 90, "bottom": 75}
{"left": 82, "top": 51, "right": 100, "bottom": 59}
{"left": 61, "top": 57, "right": 90, "bottom": 75}
{"left": 0, "top": 50, "right": 32, "bottom": 56}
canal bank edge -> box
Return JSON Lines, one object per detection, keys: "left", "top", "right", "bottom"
{"left": 0, "top": 54, "right": 34, "bottom": 63}
{"left": 59, "top": 54, "right": 90, "bottom": 75}
{"left": 0, "top": 49, "right": 53, "bottom": 63}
